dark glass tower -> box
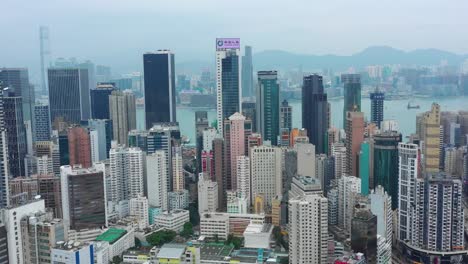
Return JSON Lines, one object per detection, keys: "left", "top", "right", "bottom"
{"left": 1, "top": 88, "right": 27, "bottom": 177}
{"left": 342, "top": 74, "right": 361, "bottom": 128}
{"left": 241, "top": 101, "right": 256, "bottom": 132}
{"left": 90, "top": 82, "right": 115, "bottom": 119}
{"left": 48, "top": 68, "right": 90, "bottom": 129}
{"left": 242, "top": 46, "right": 254, "bottom": 98}
{"left": 216, "top": 41, "right": 240, "bottom": 134}
{"left": 143, "top": 51, "right": 176, "bottom": 129}
{"left": 256, "top": 71, "right": 280, "bottom": 145}
{"left": 0, "top": 68, "right": 34, "bottom": 131}
{"left": 302, "top": 74, "right": 329, "bottom": 154}
{"left": 370, "top": 88, "right": 385, "bottom": 128}
{"left": 373, "top": 131, "right": 402, "bottom": 209}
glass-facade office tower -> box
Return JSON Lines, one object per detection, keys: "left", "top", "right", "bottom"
{"left": 90, "top": 82, "right": 115, "bottom": 119}
{"left": 143, "top": 51, "right": 176, "bottom": 129}
{"left": 1, "top": 88, "right": 27, "bottom": 177}
{"left": 241, "top": 101, "right": 256, "bottom": 132}
{"left": 256, "top": 71, "right": 279, "bottom": 145}
{"left": 241, "top": 46, "right": 254, "bottom": 98}
{"left": 370, "top": 89, "right": 385, "bottom": 128}
{"left": 373, "top": 131, "right": 402, "bottom": 209}
{"left": 48, "top": 68, "right": 90, "bottom": 129}
{"left": 0, "top": 68, "right": 34, "bottom": 132}
{"left": 342, "top": 74, "right": 361, "bottom": 128}
{"left": 302, "top": 74, "right": 329, "bottom": 154}
{"left": 216, "top": 39, "right": 241, "bottom": 134}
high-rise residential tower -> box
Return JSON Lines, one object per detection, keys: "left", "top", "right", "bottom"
{"left": 256, "top": 71, "right": 280, "bottom": 145}
{"left": 241, "top": 45, "right": 254, "bottom": 98}
{"left": 370, "top": 87, "right": 385, "bottom": 128}
{"left": 109, "top": 90, "right": 136, "bottom": 145}
{"left": 216, "top": 38, "right": 241, "bottom": 134}
{"left": 109, "top": 146, "right": 144, "bottom": 203}
{"left": 250, "top": 145, "right": 282, "bottom": 208}
{"left": 48, "top": 68, "right": 90, "bottom": 129}
{"left": 223, "top": 113, "right": 246, "bottom": 191}
{"left": 397, "top": 143, "right": 419, "bottom": 241}
{"left": 143, "top": 50, "right": 176, "bottom": 129}
{"left": 342, "top": 74, "right": 361, "bottom": 128}
{"left": 289, "top": 194, "right": 328, "bottom": 264}
{"left": 420, "top": 103, "right": 441, "bottom": 172}
{"left": 302, "top": 74, "right": 329, "bottom": 154}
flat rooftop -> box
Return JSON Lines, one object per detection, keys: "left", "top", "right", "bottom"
{"left": 95, "top": 228, "right": 127, "bottom": 244}
{"left": 157, "top": 244, "right": 186, "bottom": 259}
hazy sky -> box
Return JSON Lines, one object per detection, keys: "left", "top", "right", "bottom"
{"left": 2, "top": 0, "right": 467, "bottom": 81}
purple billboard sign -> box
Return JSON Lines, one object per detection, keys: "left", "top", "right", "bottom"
{"left": 216, "top": 38, "right": 240, "bottom": 50}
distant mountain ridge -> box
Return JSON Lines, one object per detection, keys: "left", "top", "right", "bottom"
{"left": 252, "top": 46, "right": 468, "bottom": 71}
{"left": 176, "top": 46, "right": 468, "bottom": 73}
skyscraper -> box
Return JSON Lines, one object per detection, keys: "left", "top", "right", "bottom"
{"left": 250, "top": 145, "right": 282, "bottom": 208}
{"left": 370, "top": 88, "right": 385, "bottom": 128}
{"left": 373, "top": 131, "right": 402, "bottom": 209}
{"left": 342, "top": 74, "right": 361, "bottom": 128}
{"left": 256, "top": 71, "right": 280, "bottom": 145}
{"left": 147, "top": 123, "right": 181, "bottom": 193}
{"left": 216, "top": 38, "right": 241, "bottom": 134}
{"left": 88, "top": 119, "right": 113, "bottom": 160}
{"left": 338, "top": 175, "right": 361, "bottom": 233}
{"left": 359, "top": 141, "right": 371, "bottom": 195}
{"left": 236, "top": 156, "right": 250, "bottom": 205}
{"left": 404, "top": 173, "right": 464, "bottom": 255}
{"left": 67, "top": 126, "right": 91, "bottom": 168}
{"left": 0, "top": 131, "right": 8, "bottom": 208}
{"left": 109, "top": 146, "right": 144, "bottom": 203}
{"left": 345, "top": 111, "right": 365, "bottom": 177}
{"left": 146, "top": 150, "right": 168, "bottom": 210}
{"left": 198, "top": 172, "right": 219, "bottom": 215}
{"left": 1, "top": 88, "right": 27, "bottom": 177}
{"left": 420, "top": 103, "right": 441, "bottom": 172}
{"left": 90, "top": 82, "right": 115, "bottom": 119}
{"left": 302, "top": 74, "right": 329, "bottom": 154}
{"left": 241, "top": 101, "right": 256, "bottom": 132}
{"left": 351, "top": 203, "right": 377, "bottom": 264}
{"left": 172, "top": 146, "right": 184, "bottom": 192}
{"left": 0, "top": 68, "right": 34, "bottom": 128}
{"left": 195, "top": 111, "right": 209, "bottom": 173}
{"left": 279, "top": 99, "right": 292, "bottom": 132}
{"left": 369, "top": 186, "right": 393, "bottom": 264}
{"left": 34, "top": 104, "right": 51, "bottom": 141}
{"left": 224, "top": 113, "right": 246, "bottom": 191}
{"left": 48, "top": 68, "right": 90, "bottom": 129}
{"left": 397, "top": 143, "right": 419, "bottom": 241}
{"left": 109, "top": 90, "right": 136, "bottom": 145}
{"left": 241, "top": 45, "right": 254, "bottom": 98}
{"left": 288, "top": 194, "right": 328, "bottom": 264}
{"left": 39, "top": 26, "right": 51, "bottom": 93}
{"left": 60, "top": 164, "right": 107, "bottom": 230}
{"left": 143, "top": 50, "right": 176, "bottom": 129}
{"left": 212, "top": 137, "right": 225, "bottom": 210}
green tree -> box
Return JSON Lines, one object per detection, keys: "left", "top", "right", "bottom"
{"left": 111, "top": 256, "right": 123, "bottom": 264}
{"left": 180, "top": 222, "right": 194, "bottom": 238}
{"left": 146, "top": 230, "right": 177, "bottom": 246}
